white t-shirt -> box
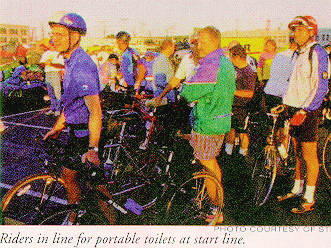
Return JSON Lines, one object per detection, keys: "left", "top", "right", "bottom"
{"left": 97, "top": 51, "right": 109, "bottom": 66}
{"left": 175, "top": 53, "right": 197, "bottom": 81}
{"left": 40, "top": 51, "right": 64, "bottom": 73}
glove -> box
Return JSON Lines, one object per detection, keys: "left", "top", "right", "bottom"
{"left": 290, "top": 109, "right": 307, "bottom": 126}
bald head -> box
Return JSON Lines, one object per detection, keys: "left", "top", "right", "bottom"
{"left": 197, "top": 26, "right": 221, "bottom": 57}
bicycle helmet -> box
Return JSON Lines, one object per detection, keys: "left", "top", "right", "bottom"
{"left": 288, "top": 16, "right": 318, "bottom": 36}
{"left": 49, "top": 12, "right": 87, "bottom": 35}
{"left": 115, "top": 31, "right": 131, "bottom": 43}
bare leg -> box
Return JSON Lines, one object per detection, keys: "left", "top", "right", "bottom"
{"left": 225, "top": 128, "right": 236, "bottom": 145}
{"left": 301, "top": 142, "right": 319, "bottom": 187}
{"left": 239, "top": 132, "right": 250, "bottom": 150}
{"left": 292, "top": 137, "right": 304, "bottom": 181}
{"left": 199, "top": 158, "right": 222, "bottom": 206}
{"left": 61, "top": 167, "right": 81, "bottom": 223}
{"left": 97, "top": 185, "right": 116, "bottom": 224}
{"left": 62, "top": 167, "right": 81, "bottom": 204}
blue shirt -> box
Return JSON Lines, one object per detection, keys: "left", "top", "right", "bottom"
{"left": 120, "top": 48, "right": 136, "bottom": 86}
{"left": 152, "top": 53, "right": 175, "bottom": 102}
{"left": 62, "top": 47, "right": 100, "bottom": 125}
{"left": 264, "top": 49, "right": 296, "bottom": 98}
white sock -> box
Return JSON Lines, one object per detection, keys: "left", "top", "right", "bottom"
{"left": 239, "top": 147, "right": 248, "bottom": 156}
{"left": 278, "top": 144, "right": 288, "bottom": 159}
{"left": 291, "top": 179, "right": 304, "bottom": 195}
{"left": 303, "top": 185, "right": 316, "bottom": 203}
{"left": 225, "top": 143, "right": 234, "bottom": 155}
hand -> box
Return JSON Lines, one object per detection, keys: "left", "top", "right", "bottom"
{"left": 43, "top": 128, "right": 62, "bottom": 140}
{"left": 154, "top": 96, "right": 163, "bottom": 103}
{"left": 82, "top": 150, "right": 100, "bottom": 166}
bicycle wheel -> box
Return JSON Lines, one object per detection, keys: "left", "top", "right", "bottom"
{"left": 38, "top": 205, "right": 108, "bottom": 225}
{"left": 114, "top": 149, "right": 169, "bottom": 210}
{"left": 251, "top": 146, "right": 278, "bottom": 206}
{"left": 165, "top": 172, "right": 224, "bottom": 225}
{"left": 1, "top": 174, "right": 67, "bottom": 225}
{"left": 322, "top": 133, "right": 331, "bottom": 180}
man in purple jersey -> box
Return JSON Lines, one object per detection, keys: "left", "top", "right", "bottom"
{"left": 44, "top": 12, "right": 107, "bottom": 224}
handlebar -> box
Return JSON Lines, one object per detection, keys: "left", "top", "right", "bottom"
{"left": 270, "top": 104, "right": 286, "bottom": 115}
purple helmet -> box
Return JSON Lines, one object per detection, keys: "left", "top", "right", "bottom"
{"left": 49, "top": 12, "right": 87, "bottom": 35}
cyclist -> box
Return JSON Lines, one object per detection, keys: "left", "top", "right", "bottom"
{"left": 152, "top": 38, "right": 176, "bottom": 103}
{"left": 277, "top": 16, "right": 330, "bottom": 213}
{"left": 139, "top": 38, "right": 175, "bottom": 150}
{"left": 264, "top": 36, "right": 298, "bottom": 159}
{"left": 180, "top": 26, "right": 236, "bottom": 224}
{"left": 43, "top": 12, "right": 104, "bottom": 224}
{"left": 154, "top": 31, "right": 199, "bottom": 102}
{"left": 224, "top": 43, "right": 257, "bottom": 157}
{"left": 115, "top": 31, "right": 146, "bottom": 93}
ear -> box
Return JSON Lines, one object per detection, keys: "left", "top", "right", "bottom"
{"left": 308, "top": 29, "right": 315, "bottom": 38}
{"left": 71, "top": 31, "right": 81, "bottom": 44}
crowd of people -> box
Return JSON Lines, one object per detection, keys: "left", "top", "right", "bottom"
{"left": 1, "top": 11, "right": 331, "bottom": 225}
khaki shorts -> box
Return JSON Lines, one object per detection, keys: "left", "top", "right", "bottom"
{"left": 190, "top": 130, "right": 225, "bottom": 160}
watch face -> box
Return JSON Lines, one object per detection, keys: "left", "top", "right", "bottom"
{"left": 89, "top": 147, "right": 98, "bottom": 152}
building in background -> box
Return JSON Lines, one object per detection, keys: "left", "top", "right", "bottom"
{"left": 0, "top": 24, "right": 32, "bottom": 45}
{"left": 317, "top": 28, "right": 331, "bottom": 47}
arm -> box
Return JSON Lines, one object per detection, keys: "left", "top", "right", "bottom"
{"left": 235, "top": 90, "right": 254, "bottom": 98}
{"left": 134, "top": 62, "right": 147, "bottom": 91}
{"left": 43, "top": 112, "right": 66, "bottom": 140}
{"left": 155, "top": 76, "right": 181, "bottom": 100}
{"left": 82, "top": 94, "right": 102, "bottom": 165}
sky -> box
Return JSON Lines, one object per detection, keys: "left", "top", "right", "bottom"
{"left": 1, "top": 0, "right": 331, "bottom": 37}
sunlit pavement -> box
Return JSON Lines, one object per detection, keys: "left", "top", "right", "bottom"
{"left": 1, "top": 109, "right": 331, "bottom": 226}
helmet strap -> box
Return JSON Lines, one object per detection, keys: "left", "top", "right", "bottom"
{"left": 59, "top": 30, "right": 80, "bottom": 57}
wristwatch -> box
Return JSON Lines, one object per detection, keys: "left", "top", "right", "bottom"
{"left": 89, "top": 147, "right": 99, "bottom": 152}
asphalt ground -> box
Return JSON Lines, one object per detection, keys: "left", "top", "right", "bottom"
{"left": 1, "top": 108, "right": 331, "bottom": 226}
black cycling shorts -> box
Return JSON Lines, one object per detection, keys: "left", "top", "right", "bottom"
{"left": 290, "top": 109, "right": 321, "bottom": 142}
{"left": 62, "top": 124, "right": 89, "bottom": 171}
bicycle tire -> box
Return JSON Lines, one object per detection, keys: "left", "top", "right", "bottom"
{"left": 251, "top": 147, "right": 278, "bottom": 206}
{"left": 1, "top": 174, "right": 67, "bottom": 225}
{"left": 322, "top": 132, "right": 331, "bottom": 180}
{"left": 113, "top": 149, "right": 169, "bottom": 210}
{"left": 165, "top": 172, "right": 224, "bottom": 225}
{"left": 38, "top": 204, "right": 109, "bottom": 225}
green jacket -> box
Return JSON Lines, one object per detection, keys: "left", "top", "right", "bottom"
{"left": 180, "top": 54, "right": 236, "bottom": 135}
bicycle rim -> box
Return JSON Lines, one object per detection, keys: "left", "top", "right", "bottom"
{"left": 123, "top": 149, "right": 169, "bottom": 209}
{"left": 38, "top": 205, "right": 108, "bottom": 225}
{"left": 322, "top": 133, "right": 331, "bottom": 180}
{"left": 1, "top": 174, "right": 67, "bottom": 225}
{"left": 251, "top": 148, "right": 277, "bottom": 206}
{"left": 166, "top": 172, "right": 224, "bottom": 225}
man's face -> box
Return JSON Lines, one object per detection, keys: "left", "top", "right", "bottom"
{"left": 197, "top": 31, "right": 216, "bottom": 58}
{"left": 109, "top": 58, "right": 118, "bottom": 65}
{"left": 116, "top": 39, "right": 128, "bottom": 52}
{"left": 50, "top": 25, "right": 70, "bottom": 53}
{"left": 293, "top": 26, "right": 311, "bottom": 46}
{"left": 169, "top": 43, "right": 175, "bottom": 56}
{"left": 265, "top": 41, "right": 276, "bottom": 53}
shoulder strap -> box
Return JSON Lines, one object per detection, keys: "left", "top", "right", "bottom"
{"left": 308, "top": 43, "right": 319, "bottom": 77}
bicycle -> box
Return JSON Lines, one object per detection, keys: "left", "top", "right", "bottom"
{"left": 321, "top": 103, "right": 331, "bottom": 180}
{"left": 250, "top": 105, "right": 296, "bottom": 207}
{"left": 164, "top": 162, "right": 224, "bottom": 225}
{"left": 1, "top": 131, "right": 168, "bottom": 225}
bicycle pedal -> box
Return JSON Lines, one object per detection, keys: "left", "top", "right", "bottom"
{"left": 124, "top": 198, "right": 144, "bottom": 215}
